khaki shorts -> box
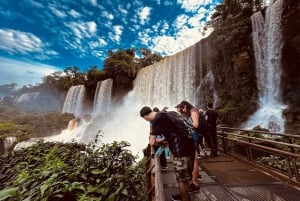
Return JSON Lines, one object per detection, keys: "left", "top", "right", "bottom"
{"left": 173, "top": 156, "right": 193, "bottom": 182}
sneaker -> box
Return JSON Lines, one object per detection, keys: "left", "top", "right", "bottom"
{"left": 170, "top": 194, "right": 182, "bottom": 201}
{"left": 161, "top": 166, "right": 168, "bottom": 171}
{"left": 197, "top": 175, "right": 202, "bottom": 182}
{"left": 188, "top": 183, "right": 200, "bottom": 193}
{"left": 210, "top": 152, "right": 218, "bottom": 157}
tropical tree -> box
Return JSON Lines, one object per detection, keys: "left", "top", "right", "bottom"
{"left": 103, "top": 49, "right": 138, "bottom": 90}
{"left": 136, "top": 48, "right": 163, "bottom": 68}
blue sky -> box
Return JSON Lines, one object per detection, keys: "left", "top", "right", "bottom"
{"left": 0, "top": 0, "right": 222, "bottom": 87}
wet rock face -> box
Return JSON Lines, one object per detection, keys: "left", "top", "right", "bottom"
{"left": 200, "top": 1, "right": 299, "bottom": 130}
{"left": 281, "top": 1, "right": 300, "bottom": 131}
{"left": 204, "top": 15, "right": 257, "bottom": 127}
{"left": 233, "top": 51, "right": 252, "bottom": 73}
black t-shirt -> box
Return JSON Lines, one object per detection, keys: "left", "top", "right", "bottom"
{"left": 151, "top": 112, "right": 195, "bottom": 157}
{"left": 206, "top": 109, "right": 218, "bottom": 127}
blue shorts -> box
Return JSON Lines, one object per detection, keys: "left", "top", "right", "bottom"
{"left": 192, "top": 129, "right": 199, "bottom": 144}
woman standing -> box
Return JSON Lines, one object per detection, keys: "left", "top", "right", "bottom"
{"left": 177, "top": 100, "right": 201, "bottom": 193}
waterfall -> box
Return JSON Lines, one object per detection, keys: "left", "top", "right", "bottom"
{"left": 93, "top": 79, "right": 113, "bottom": 116}
{"left": 4, "top": 137, "right": 16, "bottom": 153}
{"left": 246, "top": 0, "right": 286, "bottom": 132}
{"left": 133, "top": 45, "right": 197, "bottom": 108}
{"left": 62, "top": 85, "right": 86, "bottom": 117}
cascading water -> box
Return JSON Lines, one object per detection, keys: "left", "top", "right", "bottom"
{"left": 133, "top": 45, "right": 196, "bottom": 108}
{"left": 62, "top": 85, "right": 86, "bottom": 117}
{"left": 3, "top": 137, "right": 16, "bottom": 153}
{"left": 93, "top": 79, "right": 113, "bottom": 116}
{"left": 245, "top": 0, "right": 286, "bottom": 133}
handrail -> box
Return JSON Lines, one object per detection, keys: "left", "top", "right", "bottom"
{"left": 217, "top": 127, "right": 300, "bottom": 186}
{"left": 220, "top": 126, "right": 300, "bottom": 139}
{"left": 145, "top": 145, "right": 165, "bottom": 201}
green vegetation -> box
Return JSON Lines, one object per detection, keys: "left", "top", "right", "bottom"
{"left": 0, "top": 138, "right": 147, "bottom": 201}
{"left": 0, "top": 102, "right": 74, "bottom": 139}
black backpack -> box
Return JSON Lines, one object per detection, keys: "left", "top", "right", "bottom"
{"left": 164, "top": 111, "right": 194, "bottom": 139}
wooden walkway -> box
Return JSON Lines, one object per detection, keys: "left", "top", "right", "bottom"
{"left": 157, "top": 151, "right": 300, "bottom": 201}
{"left": 147, "top": 128, "right": 300, "bottom": 201}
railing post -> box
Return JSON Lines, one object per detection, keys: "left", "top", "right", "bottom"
{"left": 221, "top": 128, "right": 227, "bottom": 154}
{"left": 291, "top": 158, "right": 300, "bottom": 181}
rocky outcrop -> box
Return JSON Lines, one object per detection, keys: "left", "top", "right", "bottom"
{"left": 281, "top": 0, "right": 300, "bottom": 132}
{"left": 204, "top": 16, "right": 257, "bottom": 127}
{"left": 197, "top": 0, "right": 299, "bottom": 131}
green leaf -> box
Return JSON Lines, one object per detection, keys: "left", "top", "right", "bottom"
{"left": 40, "top": 183, "right": 49, "bottom": 197}
{"left": 90, "top": 168, "right": 102, "bottom": 175}
{"left": 0, "top": 187, "right": 18, "bottom": 201}
{"left": 90, "top": 167, "right": 107, "bottom": 175}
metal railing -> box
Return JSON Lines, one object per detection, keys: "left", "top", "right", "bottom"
{"left": 145, "top": 145, "right": 165, "bottom": 201}
{"left": 217, "top": 127, "right": 300, "bottom": 186}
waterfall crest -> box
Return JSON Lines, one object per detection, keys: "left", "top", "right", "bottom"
{"left": 62, "top": 85, "right": 86, "bottom": 117}
{"left": 133, "top": 45, "right": 196, "bottom": 108}
{"left": 246, "top": 0, "right": 286, "bottom": 132}
{"left": 93, "top": 79, "right": 113, "bottom": 116}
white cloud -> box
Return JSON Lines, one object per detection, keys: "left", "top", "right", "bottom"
{"left": 66, "top": 21, "right": 97, "bottom": 41}
{"left": 118, "top": 5, "right": 128, "bottom": 16}
{"left": 0, "top": 57, "right": 60, "bottom": 86}
{"left": 89, "top": 0, "right": 97, "bottom": 7}
{"left": 101, "top": 11, "right": 114, "bottom": 20}
{"left": 139, "top": 7, "right": 151, "bottom": 25}
{"left": 109, "top": 25, "right": 123, "bottom": 43}
{"left": 178, "top": 0, "right": 213, "bottom": 12}
{"left": 0, "top": 28, "right": 43, "bottom": 54}
{"left": 174, "top": 14, "right": 189, "bottom": 28}
{"left": 25, "top": 0, "right": 44, "bottom": 8}
{"left": 49, "top": 6, "right": 67, "bottom": 18}
{"left": 153, "top": 26, "right": 213, "bottom": 56}
{"left": 69, "top": 9, "right": 81, "bottom": 18}
{"left": 87, "top": 21, "right": 97, "bottom": 33}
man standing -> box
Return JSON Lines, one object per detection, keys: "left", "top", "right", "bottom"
{"left": 205, "top": 103, "right": 219, "bottom": 157}
{"left": 140, "top": 106, "right": 195, "bottom": 201}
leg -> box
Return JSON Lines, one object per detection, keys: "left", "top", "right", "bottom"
{"left": 199, "top": 134, "right": 205, "bottom": 150}
{"left": 192, "top": 151, "right": 199, "bottom": 186}
{"left": 177, "top": 181, "right": 190, "bottom": 201}
{"left": 172, "top": 157, "right": 194, "bottom": 201}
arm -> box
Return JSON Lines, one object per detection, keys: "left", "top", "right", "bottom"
{"left": 191, "top": 110, "right": 199, "bottom": 128}
{"left": 149, "top": 135, "right": 156, "bottom": 146}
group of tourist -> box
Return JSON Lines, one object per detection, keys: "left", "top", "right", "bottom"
{"left": 139, "top": 100, "right": 218, "bottom": 201}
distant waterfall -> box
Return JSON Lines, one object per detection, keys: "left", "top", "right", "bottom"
{"left": 4, "top": 137, "right": 16, "bottom": 153}
{"left": 62, "top": 85, "right": 86, "bottom": 117}
{"left": 134, "top": 45, "right": 196, "bottom": 108}
{"left": 246, "top": 0, "right": 286, "bottom": 132}
{"left": 93, "top": 79, "right": 113, "bottom": 116}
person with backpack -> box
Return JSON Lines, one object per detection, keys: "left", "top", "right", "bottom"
{"left": 176, "top": 100, "right": 201, "bottom": 193}
{"left": 140, "top": 106, "right": 195, "bottom": 201}
{"left": 152, "top": 107, "right": 168, "bottom": 171}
